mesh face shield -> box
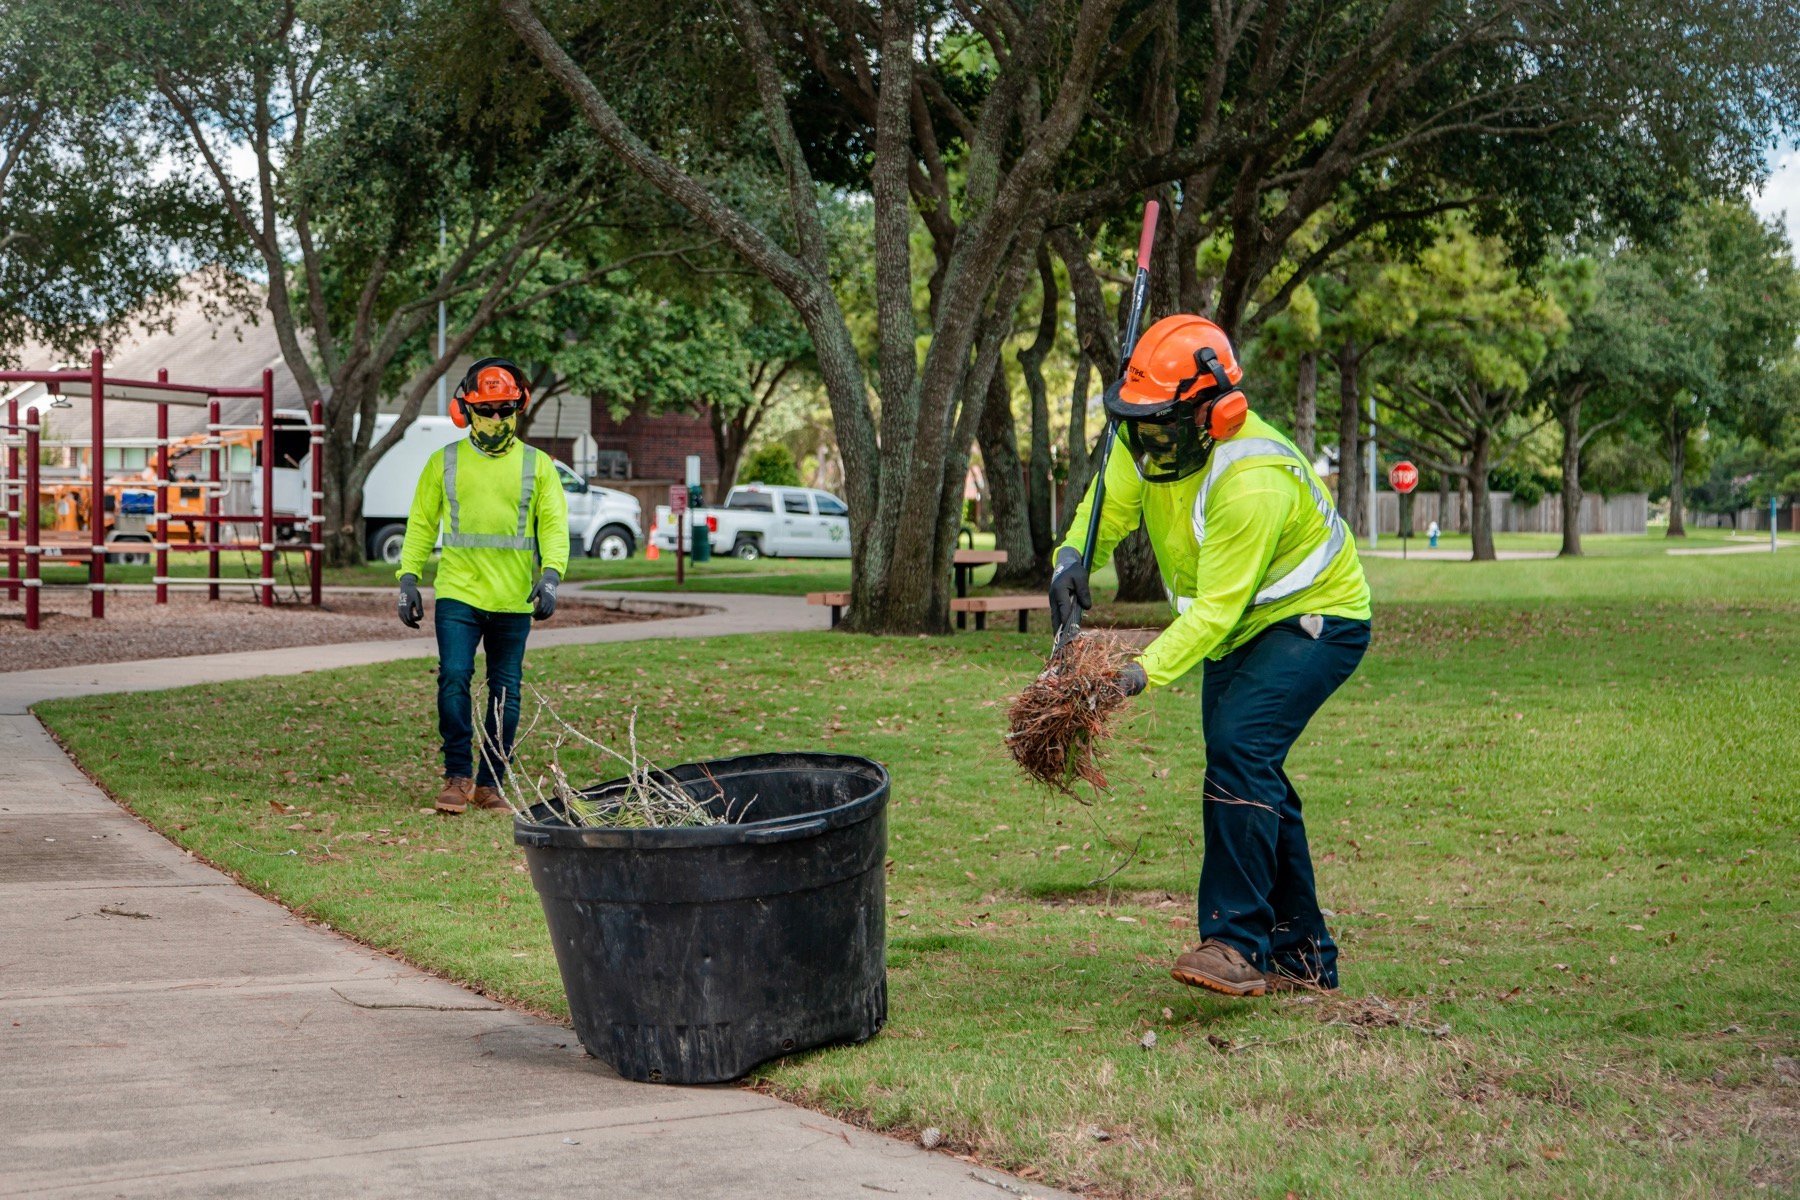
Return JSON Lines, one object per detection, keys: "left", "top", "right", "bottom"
{"left": 1119, "top": 404, "right": 1215, "bottom": 482}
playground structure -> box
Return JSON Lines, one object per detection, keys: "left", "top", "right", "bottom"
{"left": 2, "top": 350, "right": 322, "bottom": 631}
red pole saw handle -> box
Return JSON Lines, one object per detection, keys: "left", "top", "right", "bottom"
{"left": 1136, "top": 199, "right": 1160, "bottom": 272}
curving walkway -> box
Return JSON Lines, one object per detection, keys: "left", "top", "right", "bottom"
{"left": 0, "top": 592, "right": 1070, "bottom": 1200}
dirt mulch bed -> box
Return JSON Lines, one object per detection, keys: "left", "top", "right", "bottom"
{"left": 0, "top": 590, "right": 655, "bottom": 673}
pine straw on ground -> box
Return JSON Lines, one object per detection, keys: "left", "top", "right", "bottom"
{"left": 1005, "top": 633, "right": 1136, "bottom": 796}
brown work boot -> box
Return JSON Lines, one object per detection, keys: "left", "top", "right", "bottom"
{"left": 434, "top": 777, "right": 474, "bottom": 815}
{"left": 470, "top": 785, "right": 510, "bottom": 812}
{"left": 1170, "top": 940, "right": 1268, "bottom": 997}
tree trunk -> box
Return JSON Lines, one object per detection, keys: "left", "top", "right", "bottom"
{"left": 979, "top": 368, "right": 1036, "bottom": 584}
{"left": 1294, "top": 351, "right": 1318, "bottom": 458}
{"left": 321, "top": 448, "right": 364, "bottom": 566}
{"left": 1469, "top": 432, "right": 1495, "bottom": 561}
{"left": 1335, "top": 348, "right": 1362, "bottom": 535}
{"left": 1458, "top": 475, "right": 1471, "bottom": 533}
{"left": 1016, "top": 247, "right": 1058, "bottom": 586}
{"left": 711, "top": 404, "right": 753, "bottom": 496}
{"left": 1667, "top": 423, "right": 1688, "bottom": 537}
{"left": 1112, "top": 524, "right": 1164, "bottom": 603}
{"left": 1558, "top": 399, "right": 1583, "bottom": 557}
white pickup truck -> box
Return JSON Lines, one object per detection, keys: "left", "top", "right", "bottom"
{"left": 650, "top": 484, "right": 851, "bottom": 560}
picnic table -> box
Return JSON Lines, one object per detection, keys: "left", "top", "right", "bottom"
{"left": 953, "top": 549, "right": 1007, "bottom": 629}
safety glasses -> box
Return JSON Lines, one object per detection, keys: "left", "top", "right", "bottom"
{"left": 467, "top": 399, "right": 524, "bottom": 419}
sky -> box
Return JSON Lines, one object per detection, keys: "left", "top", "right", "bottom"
{"left": 1751, "top": 142, "right": 1800, "bottom": 254}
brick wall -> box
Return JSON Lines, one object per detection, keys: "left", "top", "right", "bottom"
{"left": 588, "top": 402, "right": 717, "bottom": 481}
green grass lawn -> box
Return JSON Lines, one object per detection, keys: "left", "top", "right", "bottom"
{"left": 33, "top": 550, "right": 1799, "bottom": 1199}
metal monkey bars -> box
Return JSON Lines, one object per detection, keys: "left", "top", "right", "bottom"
{"left": 0, "top": 349, "right": 323, "bottom": 630}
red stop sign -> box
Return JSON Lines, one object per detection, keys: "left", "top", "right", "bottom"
{"left": 1388, "top": 461, "right": 1419, "bottom": 494}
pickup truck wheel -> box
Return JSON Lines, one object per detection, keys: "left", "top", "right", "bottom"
{"left": 368, "top": 522, "right": 408, "bottom": 565}
{"left": 731, "top": 535, "right": 763, "bottom": 561}
{"left": 587, "top": 524, "right": 635, "bottom": 560}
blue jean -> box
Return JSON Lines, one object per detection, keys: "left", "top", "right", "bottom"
{"left": 1198, "top": 615, "right": 1370, "bottom": 986}
{"left": 433, "top": 597, "right": 532, "bottom": 786}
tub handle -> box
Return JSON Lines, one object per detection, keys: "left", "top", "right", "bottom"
{"left": 516, "top": 829, "right": 553, "bottom": 848}
{"left": 739, "top": 818, "right": 828, "bottom": 843}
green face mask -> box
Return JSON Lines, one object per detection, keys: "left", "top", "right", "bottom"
{"left": 468, "top": 409, "right": 518, "bottom": 456}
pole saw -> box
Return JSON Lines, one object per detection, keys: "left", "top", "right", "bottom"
{"left": 1052, "top": 198, "right": 1159, "bottom": 657}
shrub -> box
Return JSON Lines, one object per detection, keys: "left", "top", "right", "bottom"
{"left": 741, "top": 443, "right": 801, "bottom": 487}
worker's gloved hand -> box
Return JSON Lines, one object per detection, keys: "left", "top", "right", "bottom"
{"left": 1115, "top": 661, "right": 1148, "bottom": 698}
{"left": 397, "top": 574, "right": 423, "bottom": 629}
{"left": 1048, "top": 546, "right": 1092, "bottom": 635}
{"left": 529, "top": 568, "right": 560, "bottom": 621}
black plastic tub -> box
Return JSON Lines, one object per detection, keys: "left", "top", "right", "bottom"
{"left": 514, "top": 751, "right": 889, "bottom": 1084}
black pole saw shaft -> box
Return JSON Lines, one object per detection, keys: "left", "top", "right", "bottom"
{"left": 1055, "top": 199, "right": 1159, "bottom": 654}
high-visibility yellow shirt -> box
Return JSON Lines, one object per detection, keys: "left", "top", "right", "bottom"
{"left": 1059, "top": 411, "right": 1370, "bottom": 687}
{"left": 396, "top": 438, "right": 570, "bottom": 614}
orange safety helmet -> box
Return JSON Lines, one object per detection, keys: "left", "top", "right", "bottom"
{"left": 1109, "top": 314, "right": 1247, "bottom": 441}
{"left": 450, "top": 357, "right": 531, "bottom": 428}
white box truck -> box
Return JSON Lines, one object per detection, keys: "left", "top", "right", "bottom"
{"left": 258, "top": 413, "right": 643, "bottom": 563}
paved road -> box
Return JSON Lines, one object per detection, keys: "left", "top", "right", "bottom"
{"left": 0, "top": 594, "right": 1071, "bottom": 1200}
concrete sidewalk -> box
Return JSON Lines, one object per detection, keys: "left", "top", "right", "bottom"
{"left": 0, "top": 589, "right": 812, "bottom": 714}
{"left": 0, "top": 598, "right": 1069, "bottom": 1199}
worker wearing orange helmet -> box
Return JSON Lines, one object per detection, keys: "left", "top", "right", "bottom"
{"left": 395, "top": 358, "right": 569, "bottom": 815}
{"left": 1051, "top": 315, "right": 1371, "bottom": 998}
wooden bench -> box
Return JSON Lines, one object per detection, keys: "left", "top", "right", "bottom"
{"left": 950, "top": 593, "right": 1050, "bottom": 633}
{"left": 807, "top": 590, "right": 852, "bottom": 627}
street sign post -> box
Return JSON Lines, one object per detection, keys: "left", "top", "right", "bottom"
{"left": 1388, "top": 462, "right": 1419, "bottom": 559}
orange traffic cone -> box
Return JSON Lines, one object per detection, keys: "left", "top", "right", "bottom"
{"left": 646, "top": 543, "right": 660, "bottom": 561}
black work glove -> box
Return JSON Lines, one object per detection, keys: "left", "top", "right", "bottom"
{"left": 528, "top": 567, "right": 560, "bottom": 621}
{"left": 1048, "top": 546, "right": 1092, "bottom": 635}
{"left": 397, "top": 574, "right": 423, "bottom": 629}
{"left": 1116, "top": 661, "right": 1148, "bottom": 697}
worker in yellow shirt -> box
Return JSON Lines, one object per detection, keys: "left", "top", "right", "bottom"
{"left": 1051, "top": 316, "right": 1371, "bottom": 997}
{"left": 395, "top": 358, "right": 569, "bottom": 815}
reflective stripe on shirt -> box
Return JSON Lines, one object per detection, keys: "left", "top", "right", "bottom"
{"left": 1185, "top": 436, "right": 1347, "bottom": 609}
{"left": 441, "top": 442, "right": 539, "bottom": 552}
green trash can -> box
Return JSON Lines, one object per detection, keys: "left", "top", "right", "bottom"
{"left": 689, "top": 485, "right": 711, "bottom": 562}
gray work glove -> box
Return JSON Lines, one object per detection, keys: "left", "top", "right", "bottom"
{"left": 1116, "top": 661, "right": 1148, "bottom": 697}
{"left": 1048, "top": 546, "right": 1092, "bottom": 636}
{"left": 528, "top": 567, "right": 560, "bottom": 621}
{"left": 397, "top": 574, "right": 423, "bottom": 629}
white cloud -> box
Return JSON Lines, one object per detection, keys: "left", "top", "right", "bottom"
{"left": 1751, "top": 143, "right": 1800, "bottom": 255}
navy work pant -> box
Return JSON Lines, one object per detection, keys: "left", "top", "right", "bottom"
{"left": 434, "top": 597, "right": 532, "bottom": 787}
{"left": 1198, "top": 614, "right": 1370, "bottom": 987}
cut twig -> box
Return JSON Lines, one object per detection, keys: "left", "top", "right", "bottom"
{"left": 1005, "top": 633, "right": 1135, "bottom": 796}
{"left": 471, "top": 683, "right": 724, "bottom": 829}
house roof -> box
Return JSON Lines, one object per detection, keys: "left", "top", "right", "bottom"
{"left": 8, "top": 284, "right": 317, "bottom": 442}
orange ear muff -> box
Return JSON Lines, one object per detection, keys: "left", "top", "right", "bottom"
{"left": 449, "top": 396, "right": 469, "bottom": 429}
{"left": 1206, "top": 390, "right": 1248, "bottom": 440}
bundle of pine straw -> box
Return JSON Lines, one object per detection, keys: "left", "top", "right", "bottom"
{"left": 474, "top": 684, "right": 724, "bottom": 829}
{"left": 1006, "top": 633, "right": 1137, "bottom": 796}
